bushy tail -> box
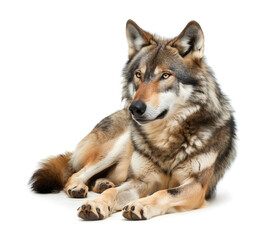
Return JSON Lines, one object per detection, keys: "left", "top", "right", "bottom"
{"left": 29, "top": 152, "right": 73, "bottom": 193}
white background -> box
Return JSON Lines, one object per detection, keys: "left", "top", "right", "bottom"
{"left": 0, "top": 0, "right": 265, "bottom": 239}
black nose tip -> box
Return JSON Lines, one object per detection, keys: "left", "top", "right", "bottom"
{"left": 129, "top": 100, "right": 147, "bottom": 118}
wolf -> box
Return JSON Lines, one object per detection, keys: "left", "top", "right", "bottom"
{"left": 30, "top": 20, "right": 236, "bottom": 220}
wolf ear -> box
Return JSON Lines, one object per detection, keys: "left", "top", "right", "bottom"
{"left": 126, "top": 20, "right": 153, "bottom": 59}
{"left": 170, "top": 21, "right": 204, "bottom": 60}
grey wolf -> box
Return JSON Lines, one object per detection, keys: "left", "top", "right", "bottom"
{"left": 30, "top": 20, "right": 236, "bottom": 220}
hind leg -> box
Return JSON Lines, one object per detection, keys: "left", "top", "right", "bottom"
{"left": 65, "top": 158, "right": 116, "bottom": 198}
{"left": 64, "top": 110, "right": 131, "bottom": 198}
{"left": 65, "top": 133, "right": 132, "bottom": 198}
{"left": 65, "top": 141, "right": 116, "bottom": 199}
{"left": 66, "top": 130, "right": 132, "bottom": 198}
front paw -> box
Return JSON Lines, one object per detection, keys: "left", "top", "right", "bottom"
{"left": 77, "top": 200, "right": 112, "bottom": 220}
{"left": 122, "top": 200, "right": 147, "bottom": 220}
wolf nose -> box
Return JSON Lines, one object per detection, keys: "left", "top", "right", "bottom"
{"left": 129, "top": 100, "right": 147, "bottom": 118}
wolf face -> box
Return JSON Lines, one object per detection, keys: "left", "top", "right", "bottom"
{"left": 123, "top": 20, "right": 229, "bottom": 127}
{"left": 123, "top": 20, "right": 207, "bottom": 125}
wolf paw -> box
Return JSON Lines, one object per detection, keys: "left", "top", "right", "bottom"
{"left": 122, "top": 201, "right": 147, "bottom": 220}
{"left": 99, "top": 181, "right": 115, "bottom": 193}
{"left": 65, "top": 182, "right": 88, "bottom": 198}
{"left": 77, "top": 200, "right": 112, "bottom": 220}
{"left": 90, "top": 178, "right": 115, "bottom": 193}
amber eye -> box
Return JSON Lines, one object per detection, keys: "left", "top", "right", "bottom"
{"left": 135, "top": 72, "right": 142, "bottom": 79}
{"left": 162, "top": 73, "right": 171, "bottom": 79}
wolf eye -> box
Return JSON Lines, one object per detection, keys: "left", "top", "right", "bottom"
{"left": 162, "top": 73, "right": 171, "bottom": 79}
{"left": 135, "top": 72, "right": 142, "bottom": 79}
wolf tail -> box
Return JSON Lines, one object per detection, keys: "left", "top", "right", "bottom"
{"left": 29, "top": 152, "right": 73, "bottom": 193}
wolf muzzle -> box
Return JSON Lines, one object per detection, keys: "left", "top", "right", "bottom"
{"left": 129, "top": 100, "right": 147, "bottom": 118}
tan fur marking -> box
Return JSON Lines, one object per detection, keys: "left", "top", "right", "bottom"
{"left": 106, "top": 140, "right": 133, "bottom": 184}
{"left": 133, "top": 81, "right": 160, "bottom": 107}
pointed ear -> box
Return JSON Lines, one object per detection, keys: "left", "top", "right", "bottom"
{"left": 126, "top": 20, "right": 153, "bottom": 59}
{"left": 170, "top": 21, "right": 204, "bottom": 60}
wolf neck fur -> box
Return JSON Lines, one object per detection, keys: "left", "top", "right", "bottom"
{"left": 130, "top": 104, "right": 206, "bottom": 174}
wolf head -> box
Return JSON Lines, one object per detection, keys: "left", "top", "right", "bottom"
{"left": 122, "top": 20, "right": 229, "bottom": 125}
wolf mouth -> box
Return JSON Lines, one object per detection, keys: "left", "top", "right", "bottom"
{"left": 133, "top": 109, "right": 168, "bottom": 124}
